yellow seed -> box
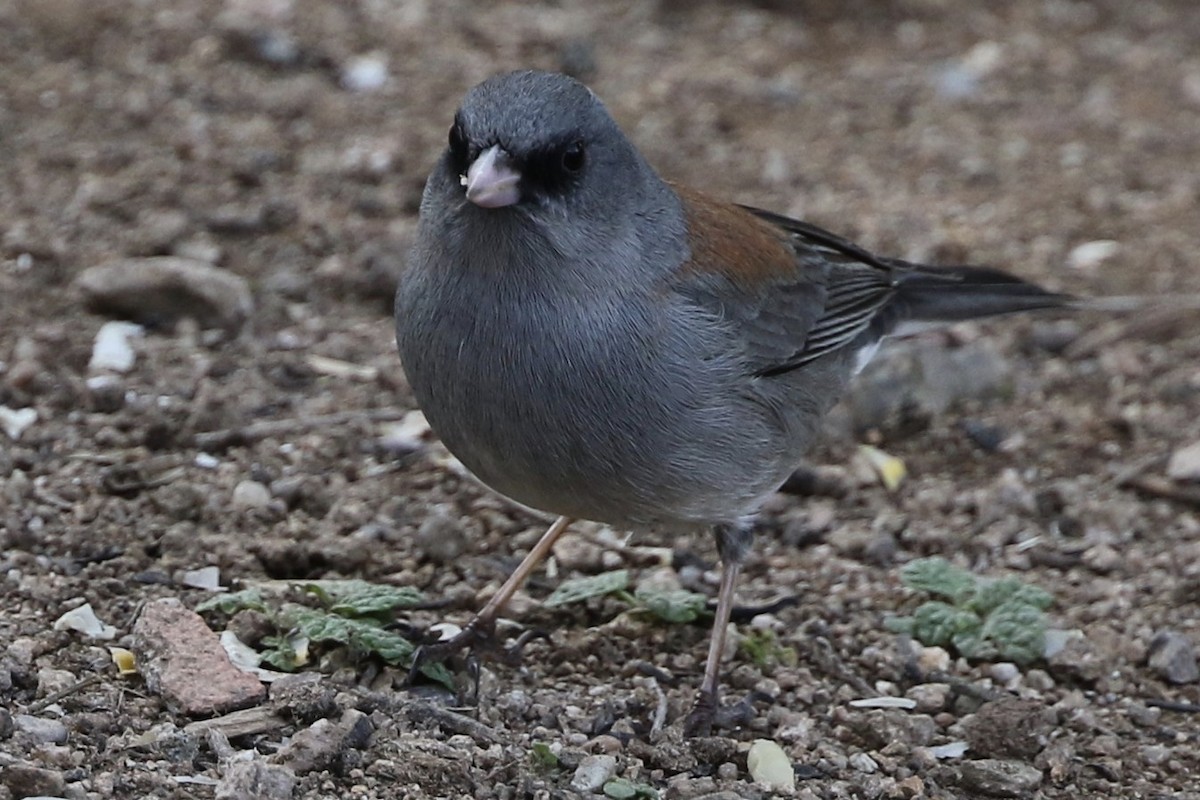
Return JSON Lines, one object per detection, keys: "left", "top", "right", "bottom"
{"left": 859, "top": 445, "right": 907, "bottom": 492}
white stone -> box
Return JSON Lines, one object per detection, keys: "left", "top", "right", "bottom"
{"left": 0, "top": 405, "right": 37, "bottom": 440}
{"left": 1066, "top": 240, "right": 1119, "bottom": 272}
{"left": 747, "top": 739, "right": 794, "bottom": 790}
{"left": 1167, "top": 440, "right": 1200, "bottom": 482}
{"left": 232, "top": 480, "right": 272, "bottom": 509}
{"left": 341, "top": 54, "right": 388, "bottom": 92}
{"left": 569, "top": 754, "right": 617, "bottom": 793}
{"left": 89, "top": 321, "right": 144, "bottom": 373}
{"left": 53, "top": 602, "right": 118, "bottom": 640}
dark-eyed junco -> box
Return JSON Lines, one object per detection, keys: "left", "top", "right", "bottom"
{"left": 395, "top": 70, "right": 1068, "bottom": 733}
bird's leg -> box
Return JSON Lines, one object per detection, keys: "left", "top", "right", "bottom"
{"left": 408, "top": 515, "right": 574, "bottom": 682}
{"left": 684, "top": 521, "right": 753, "bottom": 737}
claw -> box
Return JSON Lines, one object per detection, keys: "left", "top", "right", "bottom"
{"left": 683, "top": 694, "right": 716, "bottom": 737}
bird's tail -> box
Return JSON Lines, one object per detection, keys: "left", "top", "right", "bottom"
{"left": 881, "top": 265, "right": 1071, "bottom": 334}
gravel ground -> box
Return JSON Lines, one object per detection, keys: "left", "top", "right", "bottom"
{"left": 2, "top": 1, "right": 1200, "bottom": 798}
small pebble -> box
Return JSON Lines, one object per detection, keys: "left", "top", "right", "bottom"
{"left": 906, "top": 683, "right": 951, "bottom": 713}
{"left": 232, "top": 480, "right": 272, "bottom": 510}
{"left": 53, "top": 602, "right": 118, "bottom": 640}
{"left": 341, "top": 54, "right": 388, "bottom": 92}
{"left": 1167, "top": 440, "right": 1200, "bottom": 482}
{"left": 989, "top": 662, "right": 1021, "bottom": 685}
{"left": 1082, "top": 543, "right": 1121, "bottom": 573}
{"left": 1066, "top": 239, "right": 1120, "bottom": 272}
{"left": 86, "top": 374, "right": 126, "bottom": 412}
{"left": 849, "top": 752, "right": 878, "bottom": 773}
{"left": 955, "top": 758, "right": 1043, "bottom": 796}
{"left": 215, "top": 759, "right": 296, "bottom": 800}
{"left": 1, "top": 763, "right": 67, "bottom": 798}
{"left": 918, "top": 646, "right": 951, "bottom": 673}
{"left": 0, "top": 405, "right": 37, "bottom": 440}
{"left": 414, "top": 506, "right": 469, "bottom": 563}
{"left": 569, "top": 754, "right": 617, "bottom": 792}
{"left": 1140, "top": 744, "right": 1170, "bottom": 765}
{"left": 89, "top": 320, "right": 143, "bottom": 373}
{"left": 13, "top": 714, "right": 69, "bottom": 744}
{"left": 1147, "top": 630, "right": 1199, "bottom": 684}
{"left": 75, "top": 256, "right": 254, "bottom": 331}
{"left": 747, "top": 739, "right": 794, "bottom": 790}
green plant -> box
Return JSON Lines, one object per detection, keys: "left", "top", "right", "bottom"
{"left": 886, "top": 557, "right": 1053, "bottom": 665}
{"left": 197, "top": 579, "right": 451, "bottom": 686}
{"left": 529, "top": 742, "right": 559, "bottom": 771}
{"left": 739, "top": 628, "right": 798, "bottom": 669}
{"left": 544, "top": 570, "right": 710, "bottom": 625}
{"left": 603, "top": 777, "right": 660, "bottom": 799}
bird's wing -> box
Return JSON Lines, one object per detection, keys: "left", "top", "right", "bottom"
{"left": 671, "top": 188, "right": 904, "bottom": 377}
{"left": 671, "top": 190, "right": 1067, "bottom": 378}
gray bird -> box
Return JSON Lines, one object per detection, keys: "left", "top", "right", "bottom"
{"left": 395, "top": 69, "right": 1068, "bottom": 733}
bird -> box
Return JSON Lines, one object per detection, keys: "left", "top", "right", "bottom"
{"left": 394, "top": 69, "right": 1069, "bottom": 734}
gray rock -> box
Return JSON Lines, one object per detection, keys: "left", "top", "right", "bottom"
{"left": 0, "top": 707, "right": 12, "bottom": 739}
{"left": 75, "top": 256, "right": 253, "bottom": 331}
{"left": 1167, "top": 440, "right": 1200, "bottom": 481}
{"left": 569, "top": 754, "right": 617, "bottom": 793}
{"left": 1, "top": 762, "right": 67, "bottom": 798}
{"left": 13, "top": 714, "right": 68, "bottom": 745}
{"left": 273, "top": 709, "right": 373, "bottom": 774}
{"left": 845, "top": 709, "right": 937, "bottom": 750}
{"left": 955, "top": 759, "right": 1043, "bottom": 797}
{"left": 1045, "top": 630, "right": 1105, "bottom": 682}
{"left": 1147, "top": 630, "right": 1199, "bottom": 684}
{"left": 231, "top": 480, "right": 272, "bottom": 510}
{"left": 269, "top": 672, "right": 337, "bottom": 724}
{"left": 906, "top": 683, "right": 951, "bottom": 713}
{"left": 216, "top": 759, "right": 296, "bottom": 800}
{"left": 962, "top": 698, "right": 1054, "bottom": 759}
{"left": 413, "top": 506, "right": 470, "bottom": 563}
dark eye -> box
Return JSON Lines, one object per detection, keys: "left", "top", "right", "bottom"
{"left": 448, "top": 121, "right": 468, "bottom": 161}
{"left": 561, "top": 140, "right": 585, "bottom": 173}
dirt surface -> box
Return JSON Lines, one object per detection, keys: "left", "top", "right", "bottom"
{"left": 3, "top": 1, "right": 1200, "bottom": 798}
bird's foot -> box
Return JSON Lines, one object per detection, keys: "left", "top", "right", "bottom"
{"left": 682, "top": 689, "right": 760, "bottom": 737}
{"left": 406, "top": 616, "right": 546, "bottom": 701}
{"left": 682, "top": 688, "right": 719, "bottom": 737}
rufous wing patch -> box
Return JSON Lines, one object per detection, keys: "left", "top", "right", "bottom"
{"left": 674, "top": 185, "right": 799, "bottom": 287}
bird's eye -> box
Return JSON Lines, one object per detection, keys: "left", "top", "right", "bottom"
{"left": 448, "top": 121, "right": 468, "bottom": 160}
{"left": 561, "top": 140, "right": 586, "bottom": 173}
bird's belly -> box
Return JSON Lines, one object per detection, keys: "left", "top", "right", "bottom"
{"left": 405, "top": 325, "right": 783, "bottom": 530}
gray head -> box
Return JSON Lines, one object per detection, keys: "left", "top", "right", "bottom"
{"left": 422, "top": 71, "right": 683, "bottom": 287}
{"left": 443, "top": 71, "right": 642, "bottom": 210}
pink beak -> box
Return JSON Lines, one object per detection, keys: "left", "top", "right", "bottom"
{"left": 461, "top": 145, "right": 521, "bottom": 208}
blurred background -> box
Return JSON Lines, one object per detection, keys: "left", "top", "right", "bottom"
{"left": 2, "top": 1, "right": 1200, "bottom": 798}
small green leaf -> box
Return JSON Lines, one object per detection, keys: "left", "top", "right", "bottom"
{"left": 970, "top": 577, "right": 1052, "bottom": 615}
{"left": 530, "top": 742, "right": 559, "bottom": 770}
{"left": 195, "top": 588, "right": 267, "bottom": 615}
{"left": 908, "top": 601, "right": 981, "bottom": 648}
{"left": 739, "top": 628, "right": 798, "bottom": 669}
{"left": 259, "top": 634, "right": 301, "bottom": 671}
{"left": 951, "top": 626, "right": 990, "bottom": 660}
{"left": 980, "top": 600, "right": 1047, "bottom": 665}
{"left": 900, "top": 558, "right": 978, "bottom": 604}
{"left": 634, "top": 588, "right": 708, "bottom": 624}
{"left": 302, "top": 580, "right": 424, "bottom": 615}
{"left": 544, "top": 570, "right": 630, "bottom": 607}
{"left": 604, "top": 778, "right": 659, "bottom": 799}
{"left": 893, "top": 560, "right": 1052, "bottom": 666}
